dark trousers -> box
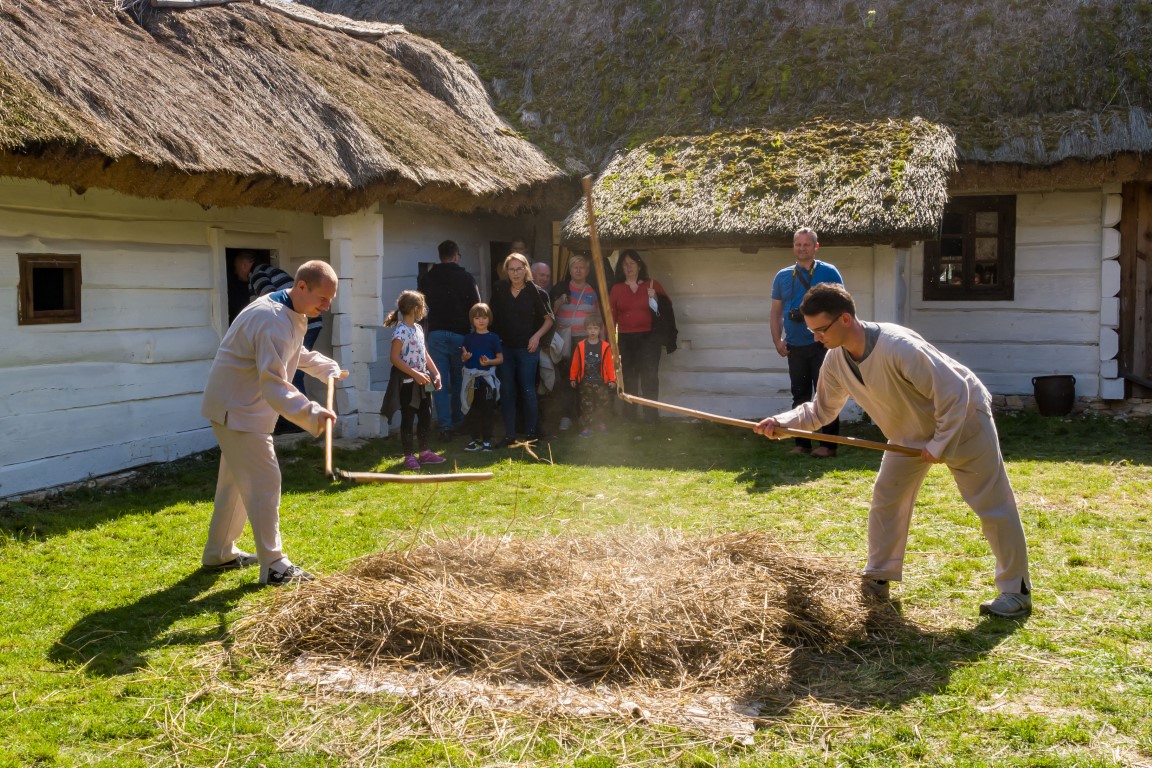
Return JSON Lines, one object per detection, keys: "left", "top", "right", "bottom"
{"left": 465, "top": 379, "right": 497, "bottom": 441}
{"left": 399, "top": 381, "right": 431, "bottom": 455}
{"left": 276, "top": 324, "right": 324, "bottom": 435}
{"left": 291, "top": 324, "right": 323, "bottom": 394}
{"left": 499, "top": 347, "right": 540, "bottom": 438}
{"left": 787, "top": 342, "right": 840, "bottom": 449}
{"left": 577, "top": 381, "right": 613, "bottom": 429}
{"left": 617, "top": 331, "right": 661, "bottom": 423}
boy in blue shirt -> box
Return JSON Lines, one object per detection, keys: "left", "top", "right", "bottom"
{"left": 460, "top": 303, "right": 503, "bottom": 451}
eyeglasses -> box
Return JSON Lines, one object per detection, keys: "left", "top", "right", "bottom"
{"left": 808, "top": 315, "right": 842, "bottom": 335}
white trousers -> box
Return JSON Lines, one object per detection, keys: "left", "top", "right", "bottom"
{"left": 202, "top": 422, "right": 285, "bottom": 568}
{"left": 864, "top": 409, "right": 1031, "bottom": 594}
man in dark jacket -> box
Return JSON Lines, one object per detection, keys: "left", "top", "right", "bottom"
{"left": 418, "top": 240, "right": 481, "bottom": 439}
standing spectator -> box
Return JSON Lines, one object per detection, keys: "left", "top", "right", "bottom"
{"left": 754, "top": 283, "right": 1032, "bottom": 618}
{"left": 609, "top": 249, "right": 673, "bottom": 426}
{"left": 551, "top": 253, "right": 603, "bottom": 431}
{"left": 418, "top": 240, "right": 481, "bottom": 441}
{"left": 531, "top": 261, "right": 552, "bottom": 292}
{"left": 460, "top": 303, "right": 503, "bottom": 451}
{"left": 380, "top": 290, "right": 446, "bottom": 470}
{"left": 490, "top": 252, "right": 554, "bottom": 445}
{"left": 569, "top": 315, "right": 616, "bottom": 437}
{"left": 201, "top": 261, "right": 346, "bottom": 585}
{"left": 770, "top": 227, "right": 844, "bottom": 458}
{"left": 530, "top": 259, "right": 557, "bottom": 434}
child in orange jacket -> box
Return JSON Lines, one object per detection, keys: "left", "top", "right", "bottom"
{"left": 569, "top": 315, "right": 616, "bottom": 437}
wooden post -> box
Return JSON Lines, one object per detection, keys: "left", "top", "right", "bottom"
{"left": 583, "top": 175, "right": 625, "bottom": 388}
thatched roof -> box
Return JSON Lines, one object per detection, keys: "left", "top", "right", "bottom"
{"left": 563, "top": 118, "right": 956, "bottom": 248}
{"left": 302, "top": 0, "right": 1152, "bottom": 177}
{"left": 0, "top": 0, "right": 567, "bottom": 215}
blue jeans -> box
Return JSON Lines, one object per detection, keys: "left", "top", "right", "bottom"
{"left": 427, "top": 330, "right": 466, "bottom": 432}
{"left": 499, "top": 347, "right": 540, "bottom": 438}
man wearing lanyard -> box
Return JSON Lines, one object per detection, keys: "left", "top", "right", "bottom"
{"left": 769, "top": 227, "right": 845, "bottom": 457}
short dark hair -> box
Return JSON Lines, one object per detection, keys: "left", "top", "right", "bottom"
{"left": 438, "top": 240, "right": 460, "bottom": 262}
{"left": 800, "top": 282, "right": 856, "bottom": 318}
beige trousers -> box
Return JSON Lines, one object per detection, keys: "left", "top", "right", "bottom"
{"left": 202, "top": 422, "right": 285, "bottom": 569}
{"left": 864, "top": 409, "right": 1031, "bottom": 594}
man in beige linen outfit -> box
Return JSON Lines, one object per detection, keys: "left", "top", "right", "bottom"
{"left": 755, "top": 283, "right": 1031, "bottom": 618}
{"left": 201, "top": 260, "right": 347, "bottom": 585}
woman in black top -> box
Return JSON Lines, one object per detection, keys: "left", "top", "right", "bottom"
{"left": 490, "top": 252, "right": 554, "bottom": 444}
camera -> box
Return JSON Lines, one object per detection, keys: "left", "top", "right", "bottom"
{"left": 787, "top": 308, "right": 804, "bottom": 323}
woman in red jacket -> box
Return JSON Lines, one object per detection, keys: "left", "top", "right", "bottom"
{"left": 609, "top": 250, "right": 670, "bottom": 424}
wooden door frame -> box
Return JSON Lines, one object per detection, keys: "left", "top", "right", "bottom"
{"left": 1119, "top": 182, "right": 1152, "bottom": 395}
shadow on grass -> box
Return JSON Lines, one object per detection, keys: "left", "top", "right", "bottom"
{"left": 48, "top": 570, "right": 262, "bottom": 677}
{"left": 0, "top": 446, "right": 349, "bottom": 542}
{"left": 755, "top": 604, "right": 1025, "bottom": 718}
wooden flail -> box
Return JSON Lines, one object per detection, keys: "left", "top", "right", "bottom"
{"left": 325, "top": 377, "right": 494, "bottom": 482}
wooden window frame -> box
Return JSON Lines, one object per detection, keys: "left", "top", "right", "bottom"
{"left": 18, "top": 254, "right": 83, "bottom": 325}
{"left": 923, "top": 195, "right": 1016, "bottom": 301}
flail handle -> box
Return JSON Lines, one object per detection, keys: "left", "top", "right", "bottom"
{"left": 618, "top": 392, "right": 920, "bottom": 456}
{"left": 325, "top": 377, "right": 335, "bottom": 477}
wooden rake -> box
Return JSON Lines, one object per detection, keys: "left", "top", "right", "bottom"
{"left": 581, "top": 175, "right": 919, "bottom": 458}
{"left": 324, "top": 378, "right": 494, "bottom": 483}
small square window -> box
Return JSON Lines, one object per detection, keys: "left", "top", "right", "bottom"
{"left": 923, "top": 196, "right": 1015, "bottom": 301}
{"left": 18, "top": 254, "right": 82, "bottom": 325}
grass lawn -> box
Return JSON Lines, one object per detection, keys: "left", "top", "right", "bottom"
{"left": 1, "top": 412, "right": 1151, "bottom": 767}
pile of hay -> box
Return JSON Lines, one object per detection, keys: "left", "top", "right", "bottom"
{"left": 237, "top": 530, "right": 886, "bottom": 694}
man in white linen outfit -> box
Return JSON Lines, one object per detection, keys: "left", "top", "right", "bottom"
{"left": 754, "top": 282, "right": 1032, "bottom": 618}
{"left": 201, "top": 260, "right": 348, "bottom": 585}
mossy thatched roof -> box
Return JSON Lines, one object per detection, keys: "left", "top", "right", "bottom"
{"left": 563, "top": 119, "right": 956, "bottom": 248}
{"left": 303, "top": 0, "right": 1152, "bottom": 175}
{"left": 0, "top": 0, "right": 566, "bottom": 215}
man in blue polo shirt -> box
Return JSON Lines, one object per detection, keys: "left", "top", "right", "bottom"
{"left": 769, "top": 227, "right": 844, "bottom": 457}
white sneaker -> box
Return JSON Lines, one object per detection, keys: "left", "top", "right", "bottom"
{"left": 559, "top": 417, "right": 572, "bottom": 431}
{"left": 979, "top": 592, "right": 1031, "bottom": 618}
{"left": 260, "top": 560, "right": 314, "bottom": 586}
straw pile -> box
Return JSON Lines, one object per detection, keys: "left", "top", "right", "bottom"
{"left": 238, "top": 530, "right": 885, "bottom": 693}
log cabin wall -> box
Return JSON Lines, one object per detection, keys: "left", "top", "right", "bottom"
{"left": 910, "top": 189, "right": 1106, "bottom": 399}
{"left": 0, "top": 177, "right": 330, "bottom": 498}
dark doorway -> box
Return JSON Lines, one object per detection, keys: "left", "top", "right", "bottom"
{"left": 489, "top": 241, "right": 513, "bottom": 296}
{"left": 226, "top": 248, "right": 273, "bottom": 325}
